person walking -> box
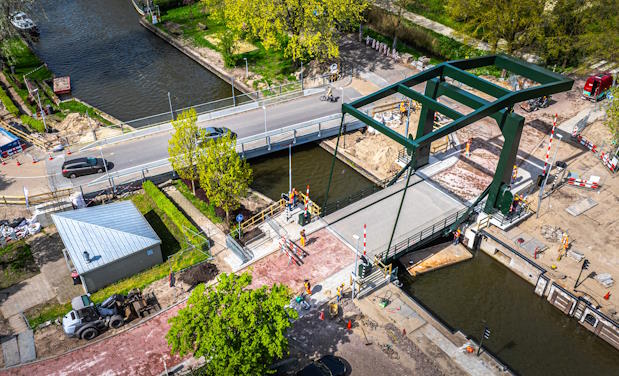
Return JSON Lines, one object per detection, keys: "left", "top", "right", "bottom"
{"left": 453, "top": 228, "right": 461, "bottom": 245}
{"left": 300, "top": 229, "right": 306, "bottom": 247}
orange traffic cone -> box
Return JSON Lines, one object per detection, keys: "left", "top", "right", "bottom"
{"left": 48, "top": 153, "right": 53, "bottom": 160}
{"left": 603, "top": 292, "right": 611, "bottom": 300}
{"left": 16, "top": 159, "right": 21, "bottom": 166}
{"left": 66, "top": 148, "right": 72, "bottom": 155}
{"left": 319, "top": 311, "right": 325, "bottom": 321}
{"left": 347, "top": 320, "right": 352, "bottom": 330}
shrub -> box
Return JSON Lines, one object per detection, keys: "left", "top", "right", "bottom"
{"left": 142, "top": 180, "right": 202, "bottom": 247}
{"left": 20, "top": 115, "right": 45, "bottom": 132}
{"left": 0, "top": 87, "right": 19, "bottom": 116}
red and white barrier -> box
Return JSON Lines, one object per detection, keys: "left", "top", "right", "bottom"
{"left": 572, "top": 131, "right": 618, "bottom": 173}
{"left": 363, "top": 224, "right": 367, "bottom": 256}
{"left": 566, "top": 177, "right": 599, "bottom": 190}
{"left": 542, "top": 114, "right": 557, "bottom": 175}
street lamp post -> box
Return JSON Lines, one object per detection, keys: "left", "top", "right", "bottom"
{"left": 352, "top": 234, "right": 360, "bottom": 299}
{"left": 243, "top": 58, "right": 248, "bottom": 79}
{"left": 231, "top": 77, "right": 236, "bottom": 107}
{"left": 167, "top": 92, "right": 174, "bottom": 121}
{"left": 300, "top": 61, "right": 304, "bottom": 91}
{"left": 32, "top": 88, "right": 48, "bottom": 133}
{"left": 263, "top": 105, "right": 270, "bottom": 150}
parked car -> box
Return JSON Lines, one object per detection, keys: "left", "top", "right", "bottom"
{"left": 62, "top": 157, "right": 107, "bottom": 178}
{"left": 296, "top": 355, "right": 347, "bottom": 376}
{"left": 196, "top": 127, "right": 236, "bottom": 145}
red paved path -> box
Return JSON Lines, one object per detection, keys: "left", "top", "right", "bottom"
{"left": 2, "top": 228, "right": 353, "bottom": 375}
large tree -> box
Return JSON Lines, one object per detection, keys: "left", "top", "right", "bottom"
{"left": 166, "top": 272, "right": 297, "bottom": 376}
{"left": 196, "top": 132, "right": 251, "bottom": 223}
{"left": 542, "top": 0, "right": 587, "bottom": 68}
{"left": 202, "top": 0, "right": 367, "bottom": 61}
{"left": 168, "top": 108, "right": 202, "bottom": 194}
{"left": 578, "top": 0, "right": 619, "bottom": 63}
{"left": 447, "top": 0, "right": 544, "bottom": 53}
{"left": 605, "top": 87, "right": 619, "bottom": 144}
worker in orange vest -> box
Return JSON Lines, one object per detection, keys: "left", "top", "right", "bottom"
{"left": 304, "top": 280, "right": 312, "bottom": 295}
{"left": 300, "top": 229, "right": 306, "bottom": 247}
{"left": 453, "top": 228, "right": 461, "bottom": 245}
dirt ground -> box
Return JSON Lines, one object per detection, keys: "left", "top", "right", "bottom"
{"left": 281, "top": 295, "right": 450, "bottom": 376}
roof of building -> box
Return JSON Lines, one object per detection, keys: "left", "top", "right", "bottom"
{"left": 52, "top": 201, "right": 161, "bottom": 274}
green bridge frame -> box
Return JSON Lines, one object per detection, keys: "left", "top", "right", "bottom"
{"left": 324, "top": 55, "right": 573, "bottom": 255}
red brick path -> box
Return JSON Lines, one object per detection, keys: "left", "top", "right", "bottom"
{"left": 2, "top": 227, "right": 353, "bottom": 375}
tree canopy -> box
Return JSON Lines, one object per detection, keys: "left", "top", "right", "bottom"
{"left": 201, "top": 0, "right": 367, "bottom": 61}
{"left": 168, "top": 108, "right": 202, "bottom": 194}
{"left": 605, "top": 87, "right": 619, "bottom": 144}
{"left": 196, "top": 132, "right": 252, "bottom": 223}
{"left": 166, "top": 272, "right": 297, "bottom": 376}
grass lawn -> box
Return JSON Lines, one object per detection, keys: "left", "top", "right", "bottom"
{"left": 0, "top": 240, "right": 39, "bottom": 289}
{"left": 405, "top": 0, "right": 462, "bottom": 31}
{"left": 25, "top": 192, "right": 209, "bottom": 329}
{"left": 56, "top": 100, "right": 113, "bottom": 125}
{"left": 174, "top": 180, "right": 222, "bottom": 225}
{"left": 158, "top": 3, "right": 296, "bottom": 85}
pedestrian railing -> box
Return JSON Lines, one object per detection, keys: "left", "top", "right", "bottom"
{"left": 230, "top": 199, "right": 287, "bottom": 238}
{"left": 1, "top": 187, "right": 73, "bottom": 205}
{"left": 373, "top": 207, "right": 470, "bottom": 262}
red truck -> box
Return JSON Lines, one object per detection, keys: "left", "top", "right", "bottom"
{"left": 582, "top": 73, "right": 614, "bottom": 101}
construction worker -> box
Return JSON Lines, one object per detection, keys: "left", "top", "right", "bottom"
{"left": 304, "top": 280, "right": 312, "bottom": 295}
{"left": 292, "top": 187, "right": 298, "bottom": 205}
{"left": 453, "top": 228, "right": 461, "bottom": 245}
{"left": 300, "top": 229, "right": 306, "bottom": 247}
{"left": 465, "top": 138, "right": 472, "bottom": 157}
{"left": 336, "top": 284, "right": 343, "bottom": 302}
{"left": 399, "top": 101, "right": 407, "bottom": 115}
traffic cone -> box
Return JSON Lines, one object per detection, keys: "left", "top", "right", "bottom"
{"left": 603, "top": 292, "right": 611, "bottom": 300}
{"left": 319, "top": 311, "right": 325, "bottom": 321}
{"left": 16, "top": 159, "right": 21, "bottom": 167}
{"left": 1, "top": 158, "right": 6, "bottom": 165}
{"left": 48, "top": 153, "right": 53, "bottom": 160}
{"left": 66, "top": 148, "right": 72, "bottom": 156}
{"left": 402, "top": 328, "right": 406, "bottom": 336}
{"left": 347, "top": 320, "right": 352, "bottom": 330}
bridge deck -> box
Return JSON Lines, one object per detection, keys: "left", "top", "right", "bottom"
{"left": 324, "top": 174, "right": 465, "bottom": 258}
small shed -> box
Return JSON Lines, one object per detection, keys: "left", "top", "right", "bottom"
{"left": 52, "top": 201, "right": 162, "bottom": 293}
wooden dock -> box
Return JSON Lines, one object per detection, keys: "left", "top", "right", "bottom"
{"left": 400, "top": 243, "right": 472, "bottom": 277}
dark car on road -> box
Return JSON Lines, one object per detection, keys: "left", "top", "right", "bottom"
{"left": 196, "top": 127, "right": 236, "bottom": 145}
{"left": 62, "top": 157, "right": 107, "bottom": 178}
{"left": 296, "top": 355, "right": 347, "bottom": 376}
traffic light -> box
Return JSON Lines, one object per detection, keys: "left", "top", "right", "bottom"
{"left": 582, "top": 259, "right": 590, "bottom": 270}
{"left": 483, "top": 327, "right": 491, "bottom": 340}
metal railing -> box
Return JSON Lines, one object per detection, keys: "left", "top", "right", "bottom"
{"left": 1, "top": 187, "right": 73, "bottom": 205}
{"left": 374, "top": 207, "right": 470, "bottom": 262}
{"left": 230, "top": 199, "right": 287, "bottom": 238}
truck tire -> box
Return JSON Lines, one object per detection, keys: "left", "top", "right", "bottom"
{"left": 108, "top": 315, "right": 124, "bottom": 329}
{"left": 80, "top": 327, "right": 99, "bottom": 340}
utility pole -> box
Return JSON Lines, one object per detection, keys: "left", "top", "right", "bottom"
{"left": 89, "top": 109, "right": 113, "bottom": 193}
{"left": 300, "top": 61, "right": 304, "bottom": 91}
{"left": 167, "top": 92, "right": 174, "bottom": 120}
{"left": 243, "top": 58, "right": 248, "bottom": 79}
{"left": 288, "top": 143, "right": 292, "bottom": 196}
{"left": 263, "top": 105, "right": 270, "bottom": 150}
{"left": 537, "top": 134, "right": 563, "bottom": 218}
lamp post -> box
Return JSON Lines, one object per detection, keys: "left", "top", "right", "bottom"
{"left": 243, "top": 58, "right": 248, "bottom": 79}
{"left": 32, "top": 88, "right": 48, "bottom": 133}
{"left": 537, "top": 134, "right": 563, "bottom": 218}
{"left": 300, "top": 61, "right": 304, "bottom": 91}
{"left": 231, "top": 77, "right": 236, "bottom": 106}
{"left": 352, "top": 234, "right": 360, "bottom": 299}
{"left": 263, "top": 105, "right": 270, "bottom": 150}
{"left": 167, "top": 92, "right": 173, "bottom": 120}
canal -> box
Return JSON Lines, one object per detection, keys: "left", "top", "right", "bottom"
{"left": 250, "top": 145, "right": 618, "bottom": 375}
{"left": 32, "top": 0, "right": 234, "bottom": 122}
{"left": 398, "top": 250, "right": 619, "bottom": 376}
{"left": 249, "top": 143, "right": 375, "bottom": 206}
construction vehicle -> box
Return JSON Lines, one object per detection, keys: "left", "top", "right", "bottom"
{"left": 520, "top": 96, "right": 550, "bottom": 112}
{"left": 62, "top": 289, "right": 160, "bottom": 340}
{"left": 582, "top": 73, "right": 613, "bottom": 102}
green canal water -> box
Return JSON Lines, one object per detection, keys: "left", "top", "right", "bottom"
{"left": 249, "top": 143, "right": 375, "bottom": 205}
{"left": 250, "top": 144, "right": 618, "bottom": 375}
{"left": 398, "top": 250, "right": 619, "bottom": 376}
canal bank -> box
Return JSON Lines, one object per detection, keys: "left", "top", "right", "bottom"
{"left": 397, "top": 245, "right": 619, "bottom": 376}
{"left": 31, "top": 0, "right": 235, "bottom": 122}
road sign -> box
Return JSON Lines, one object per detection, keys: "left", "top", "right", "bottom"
{"left": 236, "top": 214, "right": 244, "bottom": 223}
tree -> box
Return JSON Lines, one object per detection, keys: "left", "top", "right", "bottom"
{"left": 196, "top": 132, "right": 251, "bottom": 223}
{"left": 392, "top": 0, "right": 412, "bottom": 50}
{"left": 578, "top": 0, "right": 619, "bottom": 64}
{"left": 447, "top": 0, "right": 544, "bottom": 53}
{"left": 166, "top": 272, "right": 297, "bottom": 376}
{"left": 605, "top": 87, "right": 619, "bottom": 144}
{"left": 542, "top": 0, "right": 587, "bottom": 68}
{"left": 202, "top": 0, "right": 367, "bottom": 62}
{"left": 168, "top": 108, "right": 202, "bottom": 194}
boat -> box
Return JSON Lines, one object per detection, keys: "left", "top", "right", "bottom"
{"left": 10, "top": 12, "right": 39, "bottom": 36}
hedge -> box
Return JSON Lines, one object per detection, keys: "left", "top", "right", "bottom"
{"left": 142, "top": 180, "right": 202, "bottom": 247}
{"left": 0, "top": 87, "right": 19, "bottom": 116}
{"left": 20, "top": 115, "right": 45, "bottom": 133}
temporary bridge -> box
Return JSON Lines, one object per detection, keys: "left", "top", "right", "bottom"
{"left": 323, "top": 54, "right": 573, "bottom": 262}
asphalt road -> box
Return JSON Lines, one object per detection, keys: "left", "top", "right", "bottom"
{"left": 46, "top": 89, "right": 359, "bottom": 190}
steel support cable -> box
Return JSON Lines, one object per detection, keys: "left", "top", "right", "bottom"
{"left": 385, "top": 154, "right": 415, "bottom": 263}
{"left": 322, "top": 113, "right": 346, "bottom": 212}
